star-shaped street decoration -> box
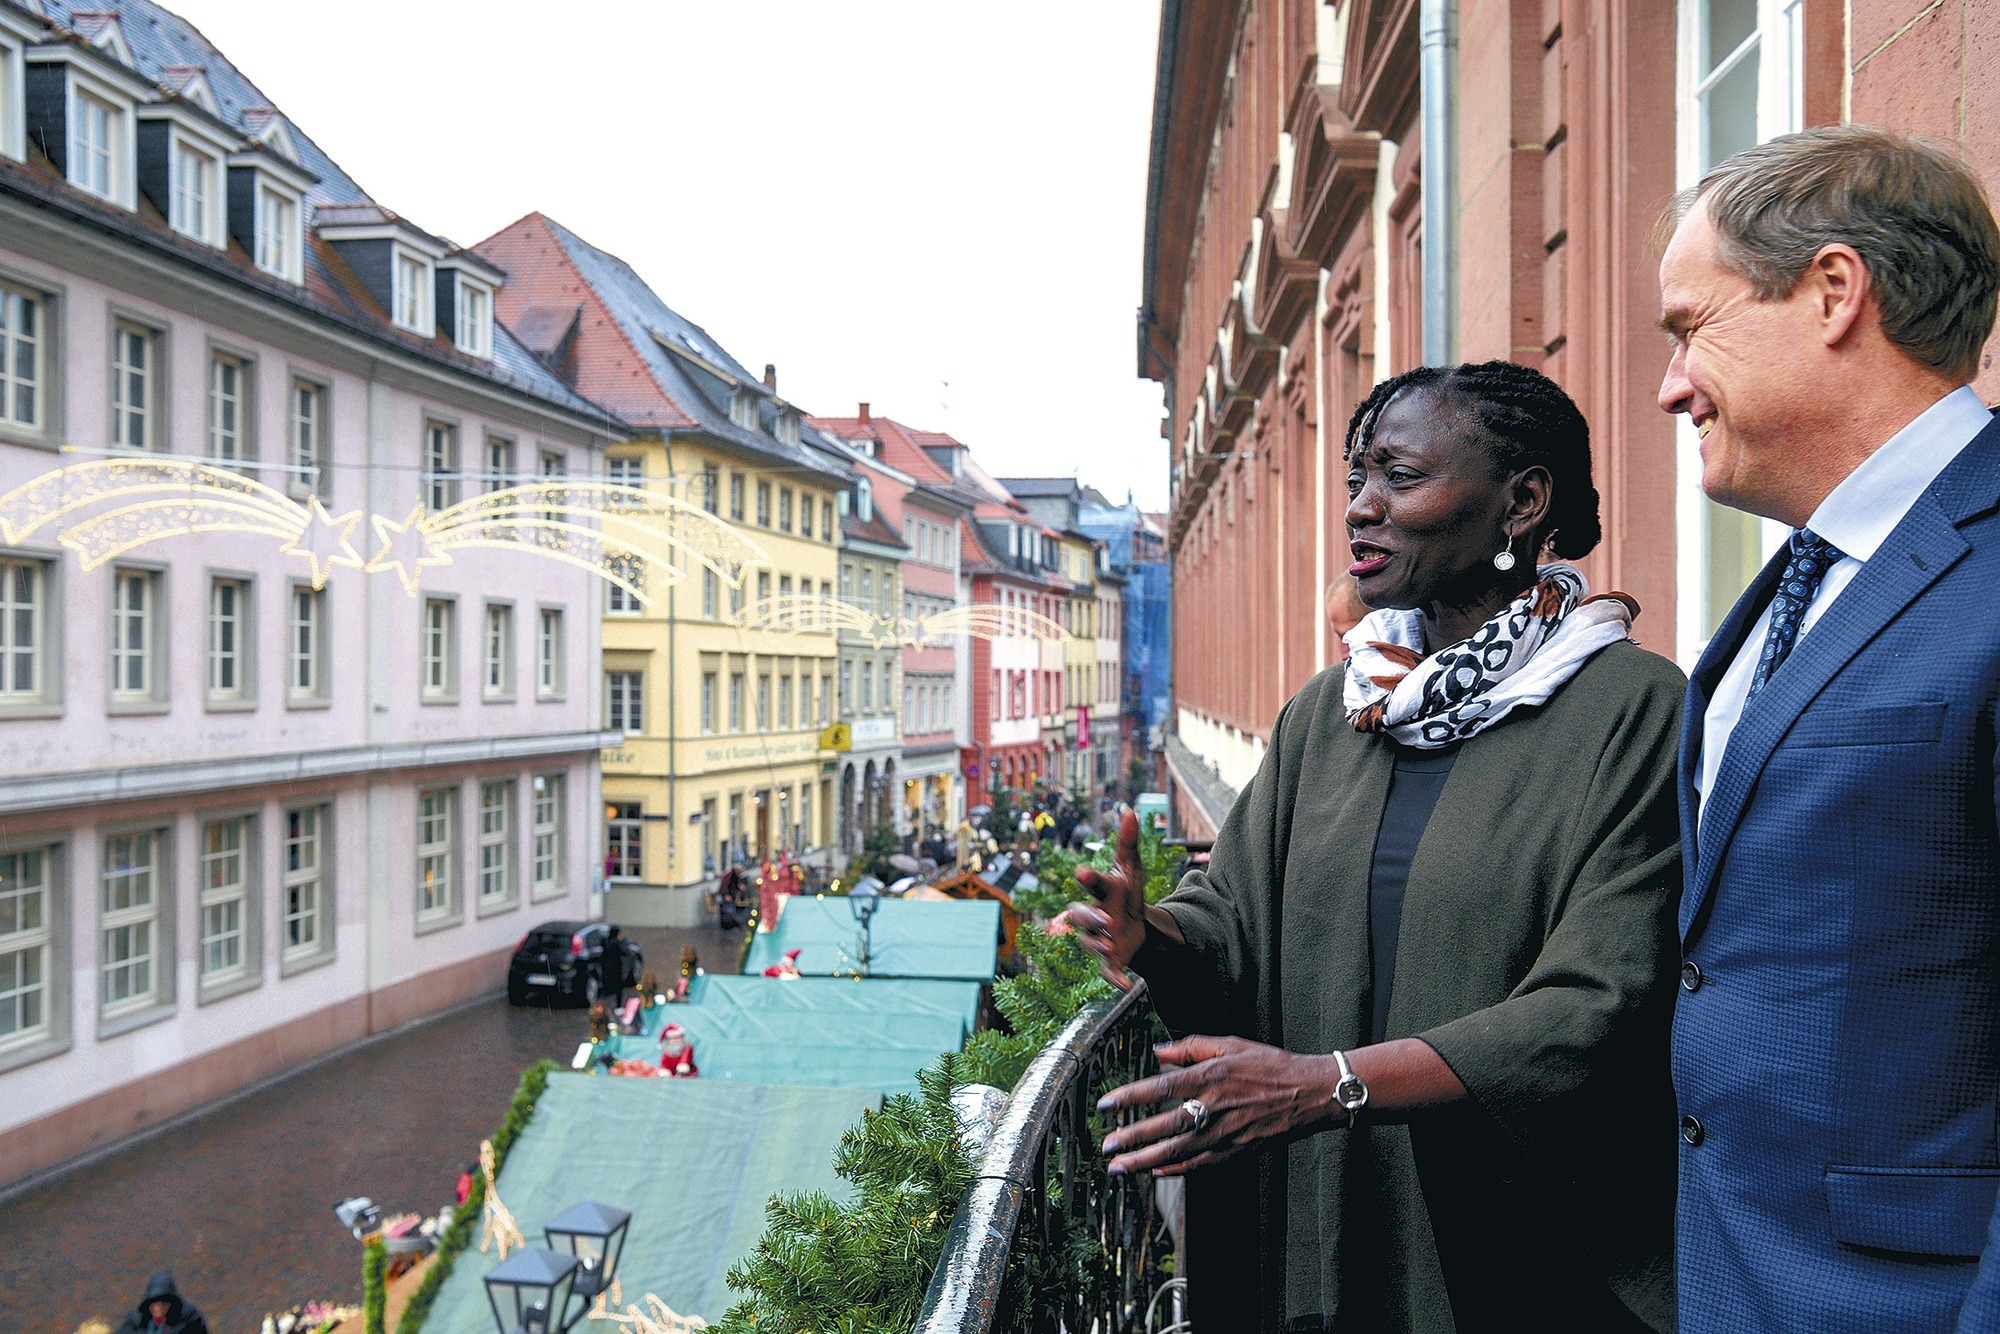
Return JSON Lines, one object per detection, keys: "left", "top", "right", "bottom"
{"left": 867, "top": 617, "right": 910, "bottom": 650}
{"left": 279, "top": 498, "right": 366, "bottom": 589}
{"left": 366, "top": 504, "right": 453, "bottom": 594}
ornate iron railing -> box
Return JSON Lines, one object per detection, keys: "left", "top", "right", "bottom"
{"left": 916, "top": 981, "right": 1178, "bottom": 1333}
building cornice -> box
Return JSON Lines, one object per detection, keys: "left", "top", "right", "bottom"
{"left": 0, "top": 729, "right": 625, "bottom": 816}
{"left": 1162, "top": 732, "right": 1239, "bottom": 834}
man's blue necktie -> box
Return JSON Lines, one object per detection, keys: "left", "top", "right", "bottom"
{"left": 1745, "top": 527, "right": 1845, "bottom": 702}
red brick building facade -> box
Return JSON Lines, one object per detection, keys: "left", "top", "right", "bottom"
{"left": 1145, "top": 0, "right": 2000, "bottom": 833}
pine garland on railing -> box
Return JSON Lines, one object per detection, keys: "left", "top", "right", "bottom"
{"left": 960, "top": 923, "right": 1112, "bottom": 1090}
{"left": 363, "top": 1237, "right": 388, "bottom": 1334}
{"left": 395, "top": 1059, "right": 557, "bottom": 1334}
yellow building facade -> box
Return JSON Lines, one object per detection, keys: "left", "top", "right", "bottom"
{"left": 477, "top": 211, "right": 853, "bottom": 927}
{"left": 1059, "top": 532, "right": 1101, "bottom": 796}
{"left": 600, "top": 434, "right": 843, "bottom": 916}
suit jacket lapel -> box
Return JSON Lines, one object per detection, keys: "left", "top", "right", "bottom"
{"left": 1683, "top": 491, "right": 1970, "bottom": 941}
{"left": 1678, "top": 540, "right": 1787, "bottom": 877}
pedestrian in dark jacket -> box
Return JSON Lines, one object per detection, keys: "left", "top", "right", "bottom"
{"left": 597, "top": 925, "right": 628, "bottom": 1007}
{"left": 118, "top": 1273, "right": 208, "bottom": 1334}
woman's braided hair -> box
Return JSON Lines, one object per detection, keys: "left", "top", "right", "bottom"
{"left": 1340, "top": 359, "right": 1602, "bottom": 559}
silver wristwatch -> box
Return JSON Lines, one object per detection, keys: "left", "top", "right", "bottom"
{"left": 1331, "top": 1049, "right": 1369, "bottom": 1125}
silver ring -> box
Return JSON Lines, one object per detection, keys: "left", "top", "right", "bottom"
{"left": 1180, "top": 1098, "right": 1210, "bottom": 1134}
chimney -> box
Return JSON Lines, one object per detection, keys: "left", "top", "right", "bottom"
{"left": 764, "top": 363, "right": 777, "bottom": 391}
{"left": 858, "top": 402, "right": 871, "bottom": 424}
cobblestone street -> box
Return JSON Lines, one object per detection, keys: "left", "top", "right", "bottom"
{"left": 0, "top": 924, "right": 735, "bottom": 1334}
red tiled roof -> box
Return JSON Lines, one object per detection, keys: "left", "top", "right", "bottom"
{"left": 810, "top": 413, "right": 994, "bottom": 500}
{"left": 476, "top": 213, "right": 697, "bottom": 431}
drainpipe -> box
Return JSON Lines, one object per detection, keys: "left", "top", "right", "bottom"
{"left": 1138, "top": 329, "right": 1180, "bottom": 822}
{"left": 1420, "top": 0, "right": 1459, "bottom": 366}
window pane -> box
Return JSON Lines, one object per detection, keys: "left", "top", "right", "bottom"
{"left": 1703, "top": 0, "right": 1757, "bottom": 76}
{"left": 1702, "top": 45, "right": 1761, "bottom": 169}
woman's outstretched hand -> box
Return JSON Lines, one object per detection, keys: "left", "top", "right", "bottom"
{"left": 1067, "top": 809, "right": 1154, "bottom": 990}
{"left": 1096, "top": 1036, "right": 1341, "bottom": 1177}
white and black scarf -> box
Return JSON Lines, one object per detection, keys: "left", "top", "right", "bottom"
{"left": 1340, "top": 564, "right": 1637, "bottom": 748}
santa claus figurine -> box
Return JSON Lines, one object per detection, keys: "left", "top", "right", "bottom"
{"left": 658, "top": 1022, "right": 699, "bottom": 1077}
{"left": 761, "top": 947, "right": 803, "bottom": 980}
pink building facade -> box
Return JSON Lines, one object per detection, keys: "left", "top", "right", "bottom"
{"left": 0, "top": 2, "right": 622, "bottom": 1184}
{"left": 811, "top": 409, "right": 975, "bottom": 833}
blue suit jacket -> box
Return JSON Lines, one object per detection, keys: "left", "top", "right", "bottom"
{"left": 1676, "top": 411, "right": 2000, "bottom": 1331}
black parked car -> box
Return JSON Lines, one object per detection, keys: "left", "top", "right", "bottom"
{"left": 506, "top": 921, "right": 642, "bottom": 1007}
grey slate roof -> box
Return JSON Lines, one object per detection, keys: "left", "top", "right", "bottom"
{"left": 538, "top": 214, "right": 849, "bottom": 483}
{"left": 41, "top": 0, "right": 370, "bottom": 207}
{"left": 27, "top": 0, "right": 615, "bottom": 424}
{"left": 995, "top": 476, "right": 1080, "bottom": 498}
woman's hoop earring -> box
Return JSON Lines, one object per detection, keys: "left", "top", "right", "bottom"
{"left": 1492, "top": 547, "right": 1517, "bottom": 572}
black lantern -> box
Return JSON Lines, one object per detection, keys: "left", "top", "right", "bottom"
{"left": 483, "top": 1245, "right": 580, "bottom": 1334}
{"left": 544, "top": 1200, "right": 631, "bottom": 1308}
{"left": 848, "top": 875, "right": 884, "bottom": 976}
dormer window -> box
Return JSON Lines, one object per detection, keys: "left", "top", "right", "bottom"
{"left": 393, "top": 249, "right": 433, "bottom": 335}
{"left": 169, "top": 139, "right": 210, "bottom": 237}
{"left": 71, "top": 89, "right": 114, "bottom": 198}
{"left": 255, "top": 183, "right": 298, "bottom": 278}
{"left": 856, "top": 478, "right": 873, "bottom": 523}
{"left": 171, "top": 137, "right": 230, "bottom": 246}
{"left": 435, "top": 253, "right": 502, "bottom": 361}
{"left": 215, "top": 135, "right": 314, "bottom": 284}
{"left": 73, "top": 14, "right": 133, "bottom": 68}
{"left": 0, "top": 15, "right": 30, "bottom": 164}
{"left": 27, "top": 41, "right": 149, "bottom": 209}
{"left": 243, "top": 109, "right": 300, "bottom": 165}
{"left": 729, "top": 387, "right": 758, "bottom": 431}
{"left": 139, "top": 103, "right": 233, "bottom": 249}
{"left": 453, "top": 277, "right": 491, "bottom": 358}
{"left": 316, "top": 208, "right": 448, "bottom": 335}
{"left": 774, "top": 407, "right": 801, "bottom": 446}
{"left": 169, "top": 70, "right": 218, "bottom": 114}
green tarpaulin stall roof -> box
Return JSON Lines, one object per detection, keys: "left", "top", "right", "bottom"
{"left": 600, "top": 1031, "right": 943, "bottom": 1094}
{"left": 741, "top": 896, "right": 1002, "bottom": 981}
{"left": 637, "top": 973, "right": 983, "bottom": 1042}
{"left": 421, "top": 1075, "right": 879, "bottom": 1334}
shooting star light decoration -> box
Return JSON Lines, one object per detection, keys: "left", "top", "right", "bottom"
{"left": 733, "top": 593, "right": 1069, "bottom": 646}
{"left": 0, "top": 459, "right": 770, "bottom": 602}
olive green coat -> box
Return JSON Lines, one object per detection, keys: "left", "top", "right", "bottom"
{"left": 1135, "top": 641, "right": 1684, "bottom": 1332}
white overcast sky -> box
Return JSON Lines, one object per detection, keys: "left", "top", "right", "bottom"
{"left": 168, "top": 0, "right": 1171, "bottom": 508}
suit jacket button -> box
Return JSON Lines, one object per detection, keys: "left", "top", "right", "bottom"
{"left": 1680, "top": 960, "right": 1705, "bottom": 992}
{"left": 1680, "top": 1114, "right": 1705, "bottom": 1146}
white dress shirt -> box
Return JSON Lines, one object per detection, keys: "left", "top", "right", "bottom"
{"left": 1695, "top": 385, "right": 1994, "bottom": 828}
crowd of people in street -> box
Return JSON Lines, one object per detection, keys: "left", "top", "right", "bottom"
{"left": 1076, "top": 124, "right": 2000, "bottom": 1331}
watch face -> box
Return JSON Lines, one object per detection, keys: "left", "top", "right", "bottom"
{"left": 1336, "top": 1076, "right": 1368, "bottom": 1111}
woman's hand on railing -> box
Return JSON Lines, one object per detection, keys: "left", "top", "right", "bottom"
{"left": 1095, "top": 1035, "right": 1349, "bottom": 1178}
{"left": 1067, "top": 809, "right": 1161, "bottom": 991}
{"left": 1095, "top": 1034, "right": 1470, "bottom": 1178}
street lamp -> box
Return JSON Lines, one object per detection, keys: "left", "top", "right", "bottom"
{"left": 847, "top": 875, "right": 884, "bottom": 976}
{"left": 544, "top": 1201, "right": 631, "bottom": 1312}
{"left": 484, "top": 1246, "right": 580, "bottom": 1334}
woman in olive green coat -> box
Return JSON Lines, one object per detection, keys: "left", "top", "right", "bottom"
{"left": 1076, "top": 362, "right": 1682, "bottom": 1332}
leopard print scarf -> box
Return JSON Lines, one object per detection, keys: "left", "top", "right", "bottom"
{"left": 1341, "top": 564, "right": 1638, "bottom": 748}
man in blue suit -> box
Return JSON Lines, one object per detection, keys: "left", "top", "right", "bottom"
{"left": 1658, "top": 124, "right": 2000, "bottom": 1329}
